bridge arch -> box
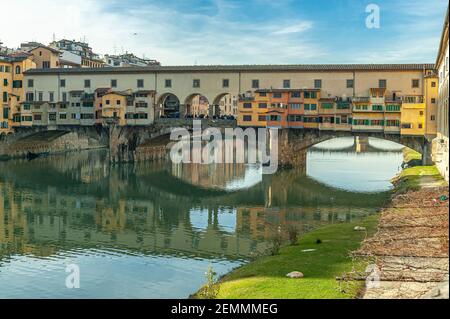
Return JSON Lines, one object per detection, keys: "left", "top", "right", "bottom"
{"left": 156, "top": 93, "right": 181, "bottom": 118}
{"left": 212, "top": 93, "right": 234, "bottom": 117}
{"left": 184, "top": 93, "right": 211, "bottom": 118}
{"left": 277, "top": 129, "right": 433, "bottom": 167}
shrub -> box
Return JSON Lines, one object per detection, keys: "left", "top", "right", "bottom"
{"left": 198, "top": 266, "right": 220, "bottom": 299}
{"left": 287, "top": 225, "right": 299, "bottom": 246}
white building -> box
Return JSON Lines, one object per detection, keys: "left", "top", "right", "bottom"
{"left": 104, "top": 53, "right": 160, "bottom": 67}
{"left": 434, "top": 10, "right": 449, "bottom": 182}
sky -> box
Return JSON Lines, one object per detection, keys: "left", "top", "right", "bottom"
{"left": 0, "top": 0, "right": 448, "bottom": 65}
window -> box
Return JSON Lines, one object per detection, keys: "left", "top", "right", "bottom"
{"left": 223, "top": 79, "right": 229, "bottom": 88}
{"left": 288, "top": 115, "right": 302, "bottom": 122}
{"left": 431, "top": 115, "right": 436, "bottom": 121}
{"left": 402, "top": 123, "right": 412, "bottom": 129}
{"left": 283, "top": 80, "right": 290, "bottom": 88}
{"left": 418, "top": 124, "right": 423, "bottom": 129}
{"left": 314, "top": 79, "right": 322, "bottom": 89}
{"left": 60, "top": 113, "right": 67, "bottom": 119}
{"left": 48, "top": 113, "right": 56, "bottom": 121}
{"left": 347, "top": 79, "right": 354, "bottom": 88}
{"left": 2, "top": 92, "right": 7, "bottom": 103}
{"left": 28, "top": 79, "right": 34, "bottom": 87}
{"left": 431, "top": 98, "right": 436, "bottom": 104}
{"left": 3, "top": 79, "right": 7, "bottom": 86}
{"left": 84, "top": 79, "right": 91, "bottom": 88}
{"left": 386, "top": 104, "right": 401, "bottom": 112}
{"left": 26, "top": 92, "right": 34, "bottom": 101}
{"left": 372, "top": 104, "right": 383, "bottom": 111}
{"left": 49, "top": 92, "right": 54, "bottom": 102}
{"left": 321, "top": 102, "right": 334, "bottom": 109}
{"left": 105, "top": 100, "right": 110, "bottom": 105}
{"left": 291, "top": 91, "right": 301, "bottom": 98}
{"left": 269, "top": 115, "right": 281, "bottom": 121}
{"left": 379, "top": 79, "right": 387, "bottom": 88}
{"left": 252, "top": 79, "right": 259, "bottom": 88}
{"left": 258, "top": 92, "right": 266, "bottom": 97}
{"left": 165, "top": 79, "right": 172, "bottom": 88}
{"left": 243, "top": 115, "right": 252, "bottom": 122}
{"left": 111, "top": 79, "right": 117, "bottom": 88}
{"left": 33, "top": 114, "right": 42, "bottom": 121}
{"left": 412, "top": 79, "right": 420, "bottom": 88}
{"left": 193, "top": 79, "right": 200, "bottom": 88}
{"left": 60, "top": 79, "right": 66, "bottom": 87}
{"left": 137, "top": 79, "right": 144, "bottom": 88}
{"left": 12, "top": 80, "right": 22, "bottom": 88}
{"left": 386, "top": 120, "right": 400, "bottom": 127}
{"left": 290, "top": 103, "right": 301, "bottom": 109}
{"left": 258, "top": 115, "right": 267, "bottom": 121}
{"left": 62, "top": 92, "right": 67, "bottom": 102}
{"left": 431, "top": 81, "right": 436, "bottom": 88}
{"left": 15, "top": 66, "right": 21, "bottom": 74}
{"left": 273, "top": 92, "right": 282, "bottom": 98}
{"left": 304, "top": 91, "right": 317, "bottom": 99}
{"left": 38, "top": 92, "right": 43, "bottom": 102}
{"left": 258, "top": 103, "right": 267, "bottom": 108}
{"left": 243, "top": 103, "right": 252, "bottom": 108}
{"left": 116, "top": 100, "right": 121, "bottom": 105}
{"left": 42, "top": 61, "right": 50, "bottom": 69}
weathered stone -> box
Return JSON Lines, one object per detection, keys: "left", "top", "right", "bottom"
{"left": 286, "top": 271, "right": 304, "bottom": 278}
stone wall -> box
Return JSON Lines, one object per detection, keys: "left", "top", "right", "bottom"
{"left": 0, "top": 131, "right": 105, "bottom": 159}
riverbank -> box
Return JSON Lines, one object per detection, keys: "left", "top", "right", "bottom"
{"left": 357, "top": 166, "right": 449, "bottom": 299}
{"left": 193, "top": 165, "right": 449, "bottom": 299}
{"left": 193, "top": 215, "right": 381, "bottom": 299}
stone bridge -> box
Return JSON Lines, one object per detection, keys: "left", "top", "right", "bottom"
{"left": 0, "top": 119, "right": 432, "bottom": 166}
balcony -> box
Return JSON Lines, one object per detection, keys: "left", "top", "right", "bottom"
{"left": 81, "top": 93, "right": 95, "bottom": 102}
{"left": 351, "top": 97, "right": 370, "bottom": 103}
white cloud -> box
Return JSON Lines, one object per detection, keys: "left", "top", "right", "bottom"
{"left": 0, "top": 0, "right": 320, "bottom": 65}
{"left": 271, "top": 22, "right": 313, "bottom": 35}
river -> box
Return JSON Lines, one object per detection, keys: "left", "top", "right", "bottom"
{"left": 0, "top": 137, "right": 404, "bottom": 298}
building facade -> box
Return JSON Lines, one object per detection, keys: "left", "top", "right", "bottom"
{"left": 237, "top": 66, "right": 438, "bottom": 139}
{"left": 104, "top": 53, "right": 160, "bottom": 67}
{"left": 0, "top": 53, "right": 36, "bottom": 135}
{"left": 19, "top": 64, "right": 435, "bottom": 132}
{"left": 433, "top": 10, "right": 449, "bottom": 182}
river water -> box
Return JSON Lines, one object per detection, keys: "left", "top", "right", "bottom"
{"left": 0, "top": 137, "right": 403, "bottom": 298}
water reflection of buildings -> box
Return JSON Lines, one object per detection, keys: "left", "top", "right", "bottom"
{"left": 171, "top": 163, "right": 247, "bottom": 189}
{"left": 0, "top": 150, "right": 387, "bottom": 262}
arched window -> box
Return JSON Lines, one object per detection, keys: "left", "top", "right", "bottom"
{"left": 15, "top": 65, "right": 21, "bottom": 74}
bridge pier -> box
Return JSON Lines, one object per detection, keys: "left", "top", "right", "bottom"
{"left": 421, "top": 140, "right": 433, "bottom": 166}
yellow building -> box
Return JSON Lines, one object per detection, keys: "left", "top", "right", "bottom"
{"left": 101, "top": 90, "right": 132, "bottom": 126}
{"left": 424, "top": 73, "right": 439, "bottom": 137}
{"left": 0, "top": 53, "right": 36, "bottom": 135}
{"left": 237, "top": 91, "right": 269, "bottom": 127}
{"left": 30, "top": 45, "right": 61, "bottom": 69}
{"left": 400, "top": 95, "right": 426, "bottom": 136}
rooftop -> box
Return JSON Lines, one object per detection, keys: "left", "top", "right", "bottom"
{"left": 24, "top": 63, "right": 435, "bottom": 75}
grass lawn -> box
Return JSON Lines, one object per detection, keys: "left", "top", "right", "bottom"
{"left": 402, "top": 147, "right": 422, "bottom": 164}
{"left": 393, "top": 165, "right": 447, "bottom": 193}
{"left": 213, "top": 215, "right": 380, "bottom": 299}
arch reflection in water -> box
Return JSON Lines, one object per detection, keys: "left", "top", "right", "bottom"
{"left": 0, "top": 146, "right": 396, "bottom": 298}
{"left": 308, "top": 137, "right": 404, "bottom": 193}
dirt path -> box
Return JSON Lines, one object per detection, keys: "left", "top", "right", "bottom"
{"left": 356, "top": 186, "right": 449, "bottom": 299}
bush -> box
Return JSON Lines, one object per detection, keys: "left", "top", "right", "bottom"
{"left": 198, "top": 266, "right": 220, "bottom": 299}
{"left": 287, "top": 225, "right": 299, "bottom": 246}
{"left": 268, "top": 232, "right": 283, "bottom": 255}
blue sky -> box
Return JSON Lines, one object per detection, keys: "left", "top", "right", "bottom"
{"left": 1, "top": 0, "right": 448, "bottom": 65}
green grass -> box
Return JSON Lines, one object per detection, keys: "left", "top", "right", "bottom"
{"left": 393, "top": 165, "right": 446, "bottom": 193}
{"left": 402, "top": 147, "right": 422, "bottom": 165}
{"left": 211, "top": 215, "right": 379, "bottom": 299}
